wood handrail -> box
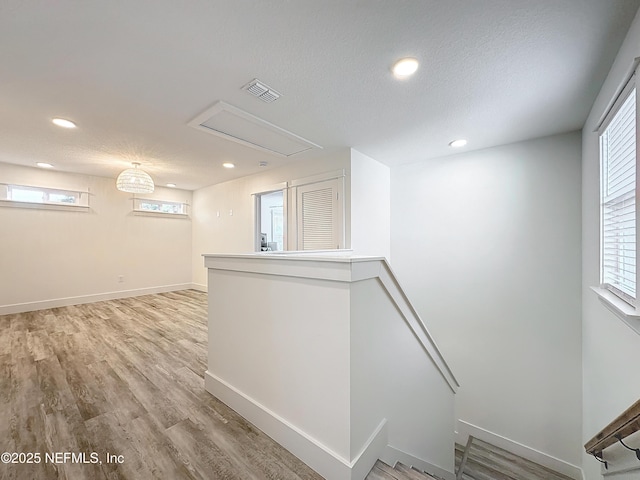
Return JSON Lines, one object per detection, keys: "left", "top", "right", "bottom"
{"left": 585, "top": 398, "right": 640, "bottom": 455}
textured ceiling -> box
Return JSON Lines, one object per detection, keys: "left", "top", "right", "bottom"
{"left": 0, "top": 0, "right": 638, "bottom": 190}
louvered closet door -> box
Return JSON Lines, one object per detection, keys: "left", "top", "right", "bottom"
{"left": 296, "top": 178, "right": 343, "bottom": 250}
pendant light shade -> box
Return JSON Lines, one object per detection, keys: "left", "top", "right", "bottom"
{"left": 116, "top": 162, "right": 155, "bottom": 193}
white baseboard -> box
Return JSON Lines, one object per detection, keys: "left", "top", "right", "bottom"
{"left": 190, "top": 283, "right": 207, "bottom": 292}
{"left": 380, "top": 446, "right": 455, "bottom": 480}
{"left": 0, "top": 283, "right": 195, "bottom": 315}
{"left": 456, "top": 420, "right": 583, "bottom": 480}
{"left": 204, "top": 371, "right": 388, "bottom": 480}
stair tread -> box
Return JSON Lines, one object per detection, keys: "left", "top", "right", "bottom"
{"left": 369, "top": 437, "right": 574, "bottom": 480}
{"left": 456, "top": 437, "right": 575, "bottom": 480}
{"left": 395, "top": 462, "right": 438, "bottom": 479}
{"left": 367, "top": 465, "right": 401, "bottom": 480}
{"left": 467, "top": 439, "right": 573, "bottom": 480}
{"left": 412, "top": 465, "right": 443, "bottom": 480}
{"left": 464, "top": 451, "right": 535, "bottom": 480}
{"left": 368, "top": 460, "right": 405, "bottom": 480}
{"left": 461, "top": 457, "right": 519, "bottom": 480}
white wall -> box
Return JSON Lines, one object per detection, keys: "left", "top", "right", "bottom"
{"left": 203, "top": 253, "right": 456, "bottom": 480}
{"left": 0, "top": 162, "right": 192, "bottom": 312}
{"left": 391, "top": 133, "right": 583, "bottom": 470}
{"left": 207, "top": 267, "right": 352, "bottom": 460}
{"left": 351, "top": 278, "right": 454, "bottom": 475}
{"left": 581, "top": 8, "right": 640, "bottom": 480}
{"left": 350, "top": 149, "right": 391, "bottom": 260}
{"left": 191, "top": 149, "right": 352, "bottom": 288}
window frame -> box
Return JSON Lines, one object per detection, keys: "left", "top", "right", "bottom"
{"left": 0, "top": 183, "right": 89, "bottom": 209}
{"left": 252, "top": 182, "right": 288, "bottom": 252}
{"left": 599, "top": 79, "right": 638, "bottom": 306}
{"left": 132, "top": 197, "right": 189, "bottom": 217}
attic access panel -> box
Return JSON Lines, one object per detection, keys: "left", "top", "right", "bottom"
{"left": 188, "top": 101, "right": 322, "bottom": 157}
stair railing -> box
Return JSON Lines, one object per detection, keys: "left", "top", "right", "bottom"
{"left": 584, "top": 398, "right": 640, "bottom": 469}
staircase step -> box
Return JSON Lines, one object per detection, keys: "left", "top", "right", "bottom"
{"left": 367, "top": 460, "right": 404, "bottom": 480}
{"left": 365, "top": 460, "right": 441, "bottom": 480}
{"left": 457, "top": 437, "right": 574, "bottom": 480}
{"left": 461, "top": 456, "right": 521, "bottom": 480}
{"left": 368, "top": 465, "right": 397, "bottom": 480}
{"left": 414, "top": 465, "right": 445, "bottom": 480}
{"left": 369, "top": 436, "right": 574, "bottom": 480}
{"left": 466, "top": 438, "right": 573, "bottom": 480}
{"left": 395, "top": 462, "right": 438, "bottom": 479}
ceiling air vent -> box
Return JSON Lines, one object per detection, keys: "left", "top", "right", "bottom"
{"left": 188, "top": 101, "right": 322, "bottom": 157}
{"left": 243, "top": 79, "right": 281, "bottom": 103}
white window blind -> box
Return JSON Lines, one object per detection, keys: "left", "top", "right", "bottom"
{"left": 601, "top": 87, "right": 637, "bottom": 302}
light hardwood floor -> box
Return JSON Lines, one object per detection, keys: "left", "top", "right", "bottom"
{"left": 0, "top": 290, "right": 323, "bottom": 480}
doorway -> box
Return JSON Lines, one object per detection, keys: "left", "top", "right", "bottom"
{"left": 256, "top": 190, "right": 284, "bottom": 251}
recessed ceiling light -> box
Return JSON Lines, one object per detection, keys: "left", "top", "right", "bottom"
{"left": 52, "top": 118, "right": 77, "bottom": 129}
{"left": 222, "top": 162, "right": 235, "bottom": 169}
{"left": 166, "top": 183, "right": 177, "bottom": 188}
{"left": 449, "top": 139, "right": 468, "bottom": 148}
{"left": 392, "top": 58, "right": 419, "bottom": 78}
{"left": 36, "top": 162, "right": 54, "bottom": 168}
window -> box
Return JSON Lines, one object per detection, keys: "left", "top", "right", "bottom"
{"left": 0, "top": 183, "right": 88, "bottom": 208}
{"left": 133, "top": 198, "right": 188, "bottom": 216}
{"left": 600, "top": 85, "right": 637, "bottom": 304}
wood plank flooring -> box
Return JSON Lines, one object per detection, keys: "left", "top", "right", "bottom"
{"left": 0, "top": 290, "right": 323, "bottom": 480}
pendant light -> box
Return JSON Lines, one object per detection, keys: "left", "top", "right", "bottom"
{"left": 116, "top": 162, "right": 155, "bottom": 193}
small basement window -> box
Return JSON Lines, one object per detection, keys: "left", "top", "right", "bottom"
{"left": 132, "top": 197, "right": 188, "bottom": 216}
{"left": 0, "top": 183, "right": 89, "bottom": 208}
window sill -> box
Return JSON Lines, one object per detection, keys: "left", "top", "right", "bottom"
{"left": 132, "top": 209, "right": 189, "bottom": 218}
{"left": 591, "top": 286, "right": 640, "bottom": 335}
{"left": 0, "top": 199, "right": 89, "bottom": 212}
